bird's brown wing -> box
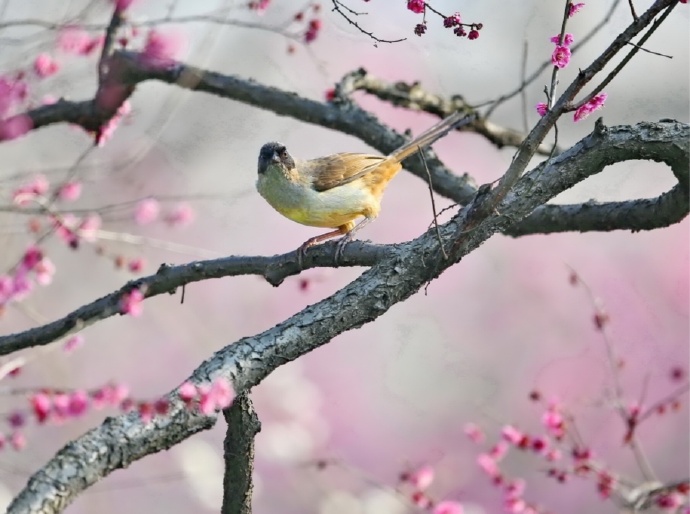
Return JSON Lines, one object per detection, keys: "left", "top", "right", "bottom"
{"left": 306, "top": 153, "right": 388, "bottom": 192}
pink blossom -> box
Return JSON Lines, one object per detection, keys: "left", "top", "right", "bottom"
{"left": 210, "top": 377, "right": 235, "bottom": 410}
{"left": 489, "top": 440, "right": 509, "bottom": 460}
{"left": 443, "top": 13, "right": 462, "bottom": 27}
{"left": 536, "top": 102, "right": 548, "bottom": 117}
{"left": 0, "top": 114, "right": 33, "bottom": 141}
{"left": 573, "top": 92, "right": 607, "bottom": 122}
{"left": 433, "top": 501, "right": 463, "bottom": 514}
{"left": 120, "top": 288, "right": 145, "bottom": 317}
{"left": 96, "top": 100, "right": 131, "bottom": 146}
{"left": 58, "top": 27, "right": 92, "bottom": 54}
{"left": 142, "top": 29, "right": 186, "bottom": 67}
{"left": 78, "top": 214, "right": 102, "bottom": 241}
{"left": 0, "top": 77, "right": 28, "bottom": 117}
{"left": 179, "top": 382, "right": 198, "bottom": 402}
{"left": 411, "top": 492, "right": 432, "bottom": 509}
{"left": 57, "top": 181, "right": 82, "bottom": 201}
{"left": 10, "top": 431, "right": 26, "bottom": 451}
{"left": 154, "top": 398, "right": 169, "bottom": 415}
{"left": 8, "top": 411, "right": 26, "bottom": 428}
{"left": 128, "top": 257, "right": 145, "bottom": 273}
{"left": 248, "top": 0, "right": 271, "bottom": 12}
{"left": 568, "top": 3, "right": 585, "bottom": 17}
{"left": 134, "top": 198, "right": 160, "bottom": 224}
{"left": 53, "top": 393, "right": 70, "bottom": 420}
{"left": 68, "top": 390, "right": 89, "bottom": 417}
{"left": 34, "top": 257, "right": 55, "bottom": 285}
{"left": 551, "top": 45, "right": 571, "bottom": 68}
{"left": 92, "top": 382, "right": 130, "bottom": 409}
{"left": 545, "top": 448, "right": 562, "bottom": 461}
{"left": 501, "top": 425, "right": 523, "bottom": 445}
{"left": 550, "top": 33, "right": 574, "bottom": 47}
{"left": 21, "top": 246, "right": 43, "bottom": 270}
{"left": 111, "top": 0, "right": 138, "bottom": 11}
{"left": 31, "top": 393, "right": 51, "bottom": 423}
{"left": 505, "top": 478, "right": 526, "bottom": 499}
{"left": 34, "top": 54, "right": 60, "bottom": 78}
{"left": 198, "top": 378, "right": 235, "bottom": 414}
{"left": 408, "top": 464, "right": 435, "bottom": 490}
{"left": 407, "top": 0, "right": 425, "bottom": 14}
{"left": 656, "top": 493, "right": 682, "bottom": 510}
{"left": 53, "top": 214, "right": 79, "bottom": 246}
{"left": 165, "top": 202, "right": 195, "bottom": 227}
{"left": 12, "top": 175, "right": 49, "bottom": 206}
{"left": 0, "top": 275, "right": 14, "bottom": 304}
{"left": 477, "top": 453, "right": 501, "bottom": 479}
{"left": 504, "top": 497, "right": 526, "bottom": 513}
{"left": 63, "top": 334, "right": 84, "bottom": 352}
{"left": 12, "top": 271, "right": 33, "bottom": 300}
{"left": 138, "top": 402, "right": 154, "bottom": 422}
{"left": 541, "top": 405, "right": 565, "bottom": 438}
{"left": 304, "top": 19, "right": 321, "bottom": 43}
{"left": 464, "top": 422, "right": 485, "bottom": 443}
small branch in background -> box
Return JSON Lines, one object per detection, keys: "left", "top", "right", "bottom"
{"left": 335, "top": 68, "right": 558, "bottom": 156}
{"left": 627, "top": 0, "right": 639, "bottom": 20}
{"left": 221, "top": 393, "right": 261, "bottom": 514}
{"left": 330, "top": 0, "right": 405, "bottom": 44}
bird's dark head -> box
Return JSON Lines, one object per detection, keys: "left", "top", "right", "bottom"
{"left": 258, "top": 142, "right": 295, "bottom": 174}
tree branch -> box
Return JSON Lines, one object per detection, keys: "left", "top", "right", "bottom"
{"left": 0, "top": 243, "right": 389, "bottom": 357}
{"left": 333, "top": 68, "right": 557, "bottom": 156}
{"left": 6, "top": 119, "right": 688, "bottom": 514}
{"left": 221, "top": 393, "right": 261, "bottom": 514}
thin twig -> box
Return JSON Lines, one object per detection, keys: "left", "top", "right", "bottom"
{"left": 418, "top": 151, "right": 448, "bottom": 260}
{"left": 330, "top": 0, "right": 405, "bottom": 44}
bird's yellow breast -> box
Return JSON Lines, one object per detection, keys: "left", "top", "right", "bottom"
{"left": 257, "top": 166, "right": 378, "bottom": 228}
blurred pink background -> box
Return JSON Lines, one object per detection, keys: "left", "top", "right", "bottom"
{"left": 0, "top": 1, "right": 687, "bottom": 513}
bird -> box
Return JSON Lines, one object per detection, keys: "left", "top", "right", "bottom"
{"left": 256, "top": 111, "right": 473, "bottom": 260}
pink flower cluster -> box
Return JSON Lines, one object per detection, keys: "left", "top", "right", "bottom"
{"left": 120, "top": 288, "right": 145, "bottom": 317}
{"left": 178, "top": 377, "right": 236, "bottom": 415}
{"left": 29, "top": 383, "right": 130, "bottom": 425}
{"left": 0, "top": 76, "right": 32, "bottom": 141}
{"left": 407, "top": 0, "right": 426, "bottom": 14}
{"left": 568, "top": 3, "right": 585, "bottom": 17}
{"left": 0, "top": 246, "right": 55, "bottom": 309}
{"left": 96, "top": 100, "right": 131, "bottom": 146}
{"left": 399, "top": 464, "right": 464, "bottom": 513}
{"left": 304, "top": 19, "right": 322, "bottom": 43}
{"left": 58, "top": 27, "right": 103, "bottom": 55}
{"left": 141, "top": 29, "right": 187, "bottom": 68}
{"left": 551, "top": 38, "right": 573, "bottom": 69}
{"left": 133, "top": 198, "right": 195, "bottom": 227}
{"left": 573, "top": 92, "right": 607, "bottom": 122}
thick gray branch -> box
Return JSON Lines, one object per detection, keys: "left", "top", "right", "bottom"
{"left": 221, "top": 394, "right": 260, "bottom": 514}
{"left": 7, "top": 120, "right": 688, "bottom": 514}
{"left": 507, "top": 119, "right": 689, "bottom": 236}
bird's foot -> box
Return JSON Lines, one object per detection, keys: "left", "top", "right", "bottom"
{"left": 334, "top": 233, "right": 354, "bottom": 264}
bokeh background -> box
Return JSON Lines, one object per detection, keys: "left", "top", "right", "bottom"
{"left": 0, "top": 1, "right": 687, "bottom": 512}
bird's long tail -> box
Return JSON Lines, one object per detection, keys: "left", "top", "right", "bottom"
{"left": 389, "top": 111, "right": 475, "bottom": 163}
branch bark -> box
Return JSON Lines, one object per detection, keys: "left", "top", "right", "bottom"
{"left": 221, "top": 394, "right": 261, "bottom": 514}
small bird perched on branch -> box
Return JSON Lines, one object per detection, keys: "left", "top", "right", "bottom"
{"left": 256, "top": 111, "right": 473, "bottom": 260}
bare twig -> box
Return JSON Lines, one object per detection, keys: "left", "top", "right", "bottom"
{"left": 330, "top": 0, "right": 405, "bottom": 44}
